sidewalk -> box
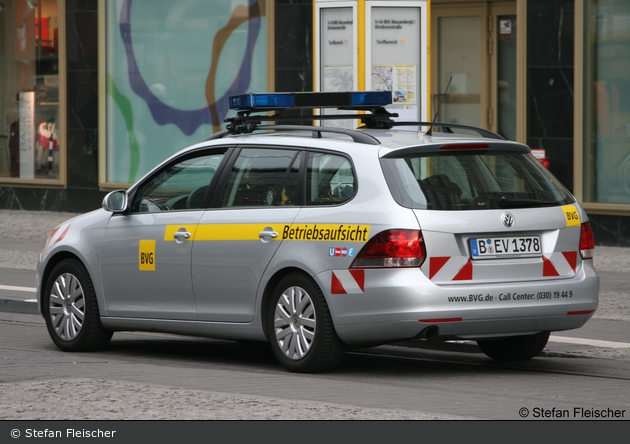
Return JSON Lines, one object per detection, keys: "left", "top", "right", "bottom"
{"left": 1, "top": 209, "right": 629, "bottom": 319}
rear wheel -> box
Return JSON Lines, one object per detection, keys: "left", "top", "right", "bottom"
{"left": 477, "top": 331, "right": 550, "bottom": 362}
{"left": 43, "top": 259, "right": 113, "bottom": 352}
{"left": 267, "top": 273, "right": 345, "bottom": 372}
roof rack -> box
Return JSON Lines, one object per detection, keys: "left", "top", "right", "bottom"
{"left": 209, "top": 92, "right": 504, "bottom": 142}
{"left": 205, "top": 125, "right": 380, "bottom": 145}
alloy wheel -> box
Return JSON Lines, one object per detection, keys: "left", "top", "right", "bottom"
{"left": 273, "top": 285, "right": 316, "bottom": 360}
{"left": 48, "top": 272, "right": 85, "bottom": 341}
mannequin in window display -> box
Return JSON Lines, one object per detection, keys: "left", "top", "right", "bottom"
{"left": 36, "top": 120, "right": 58, "bottom": 176}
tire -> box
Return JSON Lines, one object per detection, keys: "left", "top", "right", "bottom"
{"left": 267, "top": 273, "right": 345, "bottom": 373}
{"left": 477, "top": 331, "right": 550, "bottom": 362}
{"left": 43, "top": 258, "right": 113, "bottom": 352}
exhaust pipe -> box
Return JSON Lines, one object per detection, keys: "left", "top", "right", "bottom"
{"left": 416, "top": 325, "right": 439, "bottom": 340}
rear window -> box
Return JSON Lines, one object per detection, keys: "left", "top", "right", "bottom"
{"left": 381, "top": 152, "right": 574, "bottom": 210}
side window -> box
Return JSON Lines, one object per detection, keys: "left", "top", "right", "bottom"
{"left": 307, "top": 152, "right": 356, "bottom": 205}
{"left": 131, "top": 152, "right": 225, "bottom": 213}
{"left": 219, "top": 148, "right": 298, "bottom": 207}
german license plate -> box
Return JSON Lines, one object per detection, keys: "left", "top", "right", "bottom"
{"left": 470, "top": 236, "right": 541, "bottom": 260}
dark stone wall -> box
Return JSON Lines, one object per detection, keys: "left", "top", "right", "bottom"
{"left": 275, "top": 0, "right": 313, "bottom": 93}
{"left": 274, "top": 0, "right": 314, "bottom": 123}
{"left": 526, "top": 0, "right": 575, "bottom": 194}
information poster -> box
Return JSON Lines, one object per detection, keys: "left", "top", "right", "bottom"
{"left": 370, "top": 6, "right": 421, "bottom": 120}
{"left": 320, "top": 7, "right": 355, "bottom": 127}
{"left": 19, "top": 91, "right": 35, "bottom": 179}
{"left": 321, "top": 7, "right": 354, "bottom": 92}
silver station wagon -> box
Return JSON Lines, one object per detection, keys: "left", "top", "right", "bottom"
{"left": 37, "top": 92, "right": 599, "bottom": 372}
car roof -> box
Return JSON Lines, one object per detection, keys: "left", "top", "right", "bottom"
{"left": 188, "top": 126, "right": 529, "bottom": 156}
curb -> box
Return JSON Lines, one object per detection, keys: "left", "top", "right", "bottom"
{"left": 0, "top": 298, "right": 39, "bottom": 315}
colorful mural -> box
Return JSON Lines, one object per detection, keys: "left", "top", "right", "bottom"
{"left": 106, "top": 0, "right": 267, "bottom": 183}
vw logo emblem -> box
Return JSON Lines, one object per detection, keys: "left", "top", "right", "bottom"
{"left": 502, "top": 212, "right": 515, "bottom": 228}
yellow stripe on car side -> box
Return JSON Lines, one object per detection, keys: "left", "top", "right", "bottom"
{"left": 164, "top": 224, "right": 371, "bottom": 242}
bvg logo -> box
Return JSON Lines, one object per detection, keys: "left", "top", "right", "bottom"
{"left": 139, "top": 240, "right": 156, "bottom": 271}
{"left": 562, "top": 205, "right": 581, "bottom": 227}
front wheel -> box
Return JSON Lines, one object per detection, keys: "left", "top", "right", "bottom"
{"left": 43, "top": 258, "right": 113, "bottom": 352}
{"left": 267, "top": 273, "right": 345, "bottom": 372}
{"left": 477, "top": 331, "right": 550, "bottom": 362}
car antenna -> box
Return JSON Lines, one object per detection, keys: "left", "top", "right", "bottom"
{"left": 426, "top": 76, "right": 452, "bottom": 136}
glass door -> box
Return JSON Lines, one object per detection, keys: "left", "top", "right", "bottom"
{"left": 491, "top": 4, "right": 517, "bottom": 141}
{"left": 432, "top": 1, "right": 518, "bottom": 139}
{"left": 433, "top": 5, "right": 485, "bottom": 127}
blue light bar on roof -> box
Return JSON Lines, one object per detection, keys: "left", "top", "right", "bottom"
{"left": 229, "top": 93, "right": 294, "bottom": 110}
{"left": 229, "top": 91, "right": 392, "bottom": 111}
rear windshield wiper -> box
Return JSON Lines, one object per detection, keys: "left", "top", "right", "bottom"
{"left": 498, "top": 196, "right": 560, "bottom": 209}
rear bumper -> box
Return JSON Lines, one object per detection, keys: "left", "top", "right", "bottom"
{"left": 320, "top": 261, "right": 599, "bottom": 346}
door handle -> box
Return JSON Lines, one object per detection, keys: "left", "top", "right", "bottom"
{"left": 258, "top": 230, "right": 278, "bottom": 238}
{"left": 173, "top": 230, "right": 191, "bottom": 243}
{"left": 258, "top": 229, "right": 278, "bottom": 243}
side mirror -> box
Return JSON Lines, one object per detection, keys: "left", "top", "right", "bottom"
{"left": 102, "top": 190, "right": 128, "bottom": 213}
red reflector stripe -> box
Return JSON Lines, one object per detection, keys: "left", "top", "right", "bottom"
{"left": 419, "top": 318, "right": 462, "bottom": 323}
{"left": 562, "top": 251, "right": 578, "bottom": 273}
{"left": 429, "top": 256, "right": 450, "bottom": 279}
{"left": 542, "top": 256, "right": 560, "bottom": 276}
{"left": 452, "top": 258, "right": 473, "bottom": 281}
{"left": 349, "top": 269, "right": 365, "bottom": 292}
{"left": 567, "top": 310, "right": 595, "bottom": 316}
{"left": 55, "top": 224, "right": 70, "bottom": 244}
{"left": 331, "top": 273, "right": 346, "bottom": 294}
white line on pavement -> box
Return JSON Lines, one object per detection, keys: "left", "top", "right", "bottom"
{"left": 550, "top": 335, "right": 630, "bottom": 349}
{"left": 0, "top": 284, "right": 36, "bottom": 293}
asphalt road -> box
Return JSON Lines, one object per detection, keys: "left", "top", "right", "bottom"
{"left": 0, "top": 209, "right": 629, "bottom": 421}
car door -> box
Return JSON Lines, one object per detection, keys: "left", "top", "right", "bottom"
{"left": 192, "top": 147, "right": 302, "bottom": 322}
{"left": 101, "top": 149, "right": 226, "bottom": 320}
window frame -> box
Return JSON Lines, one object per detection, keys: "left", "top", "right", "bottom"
{"left": 0, "top": 0, "right": 67, "bottom": 188}
{"left": 574, "top": 0, "right": 630, "bottom": 216}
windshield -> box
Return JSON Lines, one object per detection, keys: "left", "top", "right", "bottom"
{"left": 381, "top": 152, "right": 574, "bottom": 210}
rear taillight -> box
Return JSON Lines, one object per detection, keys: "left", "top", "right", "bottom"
{"left": 580, "top": 221, "right": 595, "bottom": 259}
{"left": 350, "top": 229, "right": 426, "bottom": 268}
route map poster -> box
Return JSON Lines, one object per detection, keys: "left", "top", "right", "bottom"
{"left": 371, "top": 65, "right": 417, "bottom": 104}
{"left": 369, "top": 6, "right": 421, "bottom": 120}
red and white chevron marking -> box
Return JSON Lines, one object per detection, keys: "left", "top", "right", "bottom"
{"left": 428, "top": 252, "right": 578, "bottom": 282}
{"left": 331, "top": 270, "right": 365, "bottom": 294}
{"left": 44, "top": 223, "right": 71, "bottom": 249}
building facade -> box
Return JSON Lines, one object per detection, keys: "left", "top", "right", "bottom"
{"left": 0, "top": 0, "right": 628, "bottom": 246}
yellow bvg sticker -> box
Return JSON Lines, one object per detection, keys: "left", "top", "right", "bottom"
{"left": 562, "top": 205, "right": 581, "bottom": 227}
{"left": 139, "top": 240, "right": 156, "bottom": 271}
